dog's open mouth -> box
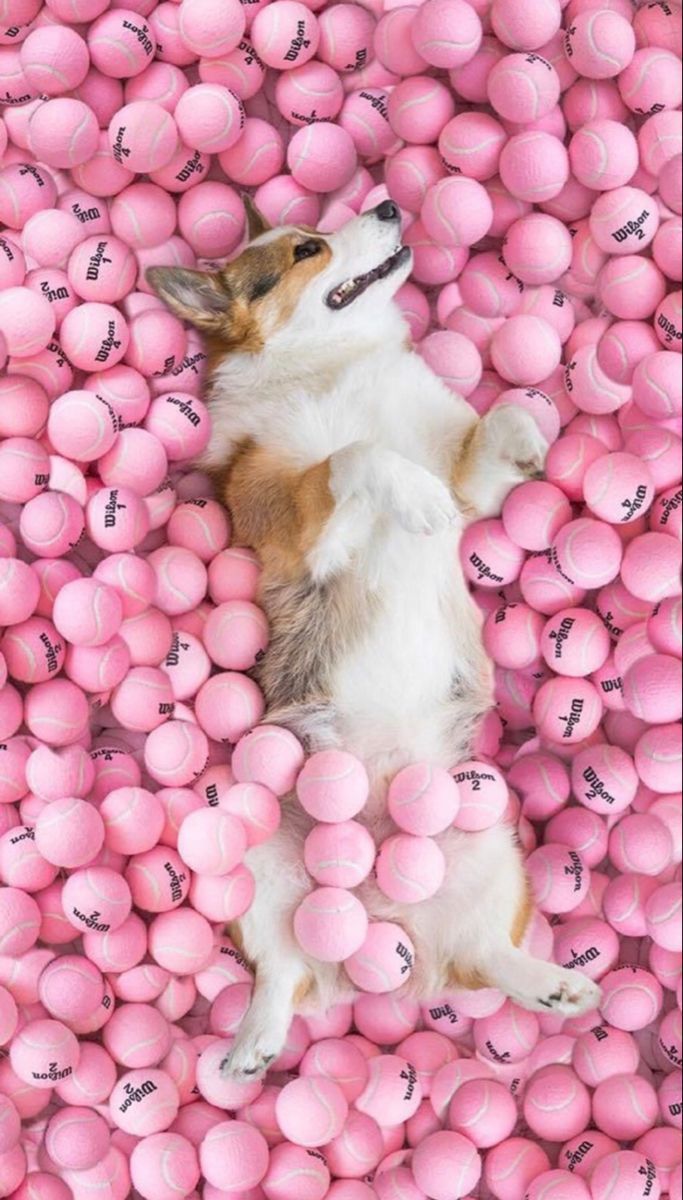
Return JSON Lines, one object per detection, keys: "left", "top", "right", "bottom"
{"left": 326, "top": 245, "right": 411, "bottom": 310}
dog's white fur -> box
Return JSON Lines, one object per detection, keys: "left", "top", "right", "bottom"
{"left": 158, "top": 209, "right": 601, "bottom": 1076}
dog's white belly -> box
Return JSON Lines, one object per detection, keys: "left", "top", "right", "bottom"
{"left": 329, "top": 521, "right": 478, "bottom": 771}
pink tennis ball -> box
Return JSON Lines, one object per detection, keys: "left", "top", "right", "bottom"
{"left": 593, "top": 1073, "right": 659, "bottom": 1141}
{"left": 45, "top": 1106, "right": 110, "bottom": 1172}
{"left": 410, "top": 1129, "right": 481, "bottom": 1200}
{"left": 654, "top": 289, "right": 683, "bottom": 353}
{"left": 24, "top": 677, "right": 89, "bottom": 746}
{"left": 88, "top": 10, "right": 155, "bottom": 78}
{"left": 590, "top": 1152, "right": 662, "bottom": 1200}
{"left": 541, "top": 607, "right": 610, "bottom": 676}
{"left": 375, "top": 833, "right": 445, "bottom": 903}
{"left": 20, "top": 25, "right": 89, "bottom": 95}
{"left": 498, "top": 131, "right": 569, "bottom": 202}
{"left": 275, "top": 61, "right": 342, "bottom": 126}
{"left": 448, "top": 1078, "right": 517, "bottom": 1149}
{"left": 48, "top": 390, "right": 118, "bottom": 463}
{"left": 304, "top": 820, "right": 375, "bottom": 887}
{"left": 419, "top": 331, "right": 482, "bottom": 396}
{"left": 23, "top": 212, "right": 84, "bottom": 275}
{"left": 474, "top": 999, "right": 540, "bottom": 1065}
{"left": 62, "top": 865, "right": 132, "bottom": 934}
{"left": 67, "top": 234, "right": 137, "bottom": 305}
{"left": 523, "top": 1065, "right": 591, "bottom": 1141}
{"left": 490, "top": 314, "right": 562, "bottom": 384}
{"left": 502, "top": 480, "right": 571, "bottom": 553}
{"left": 147, "top": 546, "right": 207, "bottom": 617}
{"left": 488, "top": 51, "right": 560, "bottom": 123}
{"left": 461, "top": 519, "right": 526, "bottom": 588}
{"left": 437, "top": 111, "right": 505, "bottom": 181}
{"left": 551, "top": 516, "right": 623, "bottom": 588}
{"left": 60, "top": 301, "right": 129, "bottom": 372}
{"left": 0, "top": 375, "right": 48, "bottom": 440}
{"left": 491, "top": 0, "right": 560, "bottom": 51}
{"left": 589, "top": 187, "right": 660, "bottom": 256}
{"left": 0, "top": 437, "right": 49, "bottom": 505}
{"left": 565, "top": 10, "right": 635, "bottom": 79}
{"left": 276, "top": 1076, "right": 347, "bottom": 1147}
{"left": 294, "top": 886, "right": 368, "bottom": 962}
{"left": 623, "top": 653, "right": 682, "bottom": 724}
{"left": 0, "top": 162, "right": 57, "bottom": 231}
{"left": 295, "top": 750, "right": 369, "bottom": 821}
{"left": 338, "top": 88, "right": 397, "bottom": 162}
{"left": 483, "top": 602, "right": 543, "bottom": 670}
{"left": 144, "top": 719, "right": 208, "bottom": 786}
{"left": 569, "top": 119, "right": 639, "bottom": 192}
{"left": 194, "top": 671, "right": 264, "bottom": 743}
{"left": 28, "top": 98, "right": 99, "bottom": 168}
{"left": 504, "top": 214, "right": 572, "bottom": 287}
{"left": 345, "top": 922, "right": 415, "bottom": 994}
{"left": 317, "top": 3, "right": 376, "bottom": 72}
{"left": 0, "top": 558, "right": 40, "bottom": 627}
{"left": 0, "top": 287, "right": 54, "bottom": 359}
{"left": 110, "top": 665, "right": 174, "bottom": 733}
{"left": 251, "top": 1, "right": 319, "bottom": 69}
{"left": 260, "top": 1141, "right": 330, "bottom": 1200}
{"left": 387, "top": 762, "right": 460, "bottom": 836}
{"left": 533, "top": 676, "right": 603, "bottom": 744}
{"left": 645, "top": 880, "right": 682, "bottom": 952}
{"left": 422, "top": 176, "right": 492, "bottom": 247}
{"left": 527, "top": 842, "right": 591, "bottom": 913}
{"left": 131, "top": 1132, "right": 199, "bottom": 1200}
{"left": 451, "top": 760, "right": 508, "bottom": 831}
{"left": 573, "top": 1023, "right": 640, "bottom": 1086}
{"left": 199, "top": 1121, "right": 267, "bottom": 1192}
{"left": 177, "top": 807, "right": 246, "bottom": 875}
{"left": 601, "top": 965, "right": 664, "bottom": 1031}
{"left": 600, "top": 255, "right": 666, "bottom": 320}
{"left": 287, "top": 122, "right": 356, "bottom": 192}
{"left": 175, "top": 83, "right": 245, "bottom": 153}
{"left": 0, "top": 887, "right": 40, "bottom": 957}
{"left": 179, "top": 0, "right": 245, "bottom": 57}
{"left": 52, "top": 578, "right": 123, "bottom": 649}
{"left": 387, "top": 76, "right": 455, "bottom": 145}
{"left": 108, "top": 101, "right": 178, "bottom": 172}
{"left": 220, "top": 782, "right": 279, "bottom": 848}
{"left": 109, "top": 1068, "right": 179, "bottom": 1135}
{"left": 10, "top": 1018, "right": 79, "bottom": 1090}
{"left": 622, "top": 532, "right": 682, "bottom": 603}
{"left": 35, "top": 798, "right": 104, "bottom": 869}
{"left": 125, "top": 845, "right": 190, "bottom": 914}
{"left": 571, "top": 742, "right": 638, "bottom": 814}
{"left": 147, "top": 908, "right": 213, "bottom": 976}
{"left": 525, "top": 1172, "right": 591, "bottom": 1200}
{"left": 355, "top": 1053, "right": 423, "bottom": 1125}
{"left": 86, "top": 484, "right": 150, "bottom": 552}
{"left": 100, "top": 787, "right": 164, "bottom": 855}
{"left": 609, "top": 810, "right": 674, "bottom": 875}
{"left": 232, "top": 724, "right": 304, "bottom": 795}
{"left": 144, "top": 392, "right": 210, "bottom": 461}
{"left": 603, "top": 873, "right": 659, "bottom": 937}
{"left": 410, "top": 0, "right": 481, "bottom": 68}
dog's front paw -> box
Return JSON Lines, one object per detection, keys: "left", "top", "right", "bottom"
{"left": 486, "top": 404, "right": 549, "bottom": 480}
{"left": 220, "top": 1034, "right": 279, "bottom": 1079}
{"left": 388, "top": 462, "right": 460, "bottom": 536}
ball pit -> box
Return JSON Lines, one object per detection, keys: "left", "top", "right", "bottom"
{"left": 0, "top": 0, "right": 681, "bottom": 1196}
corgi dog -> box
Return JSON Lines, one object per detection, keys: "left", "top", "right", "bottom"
{"left": 148, "top": 199, "right": 601, "bottom": 1077}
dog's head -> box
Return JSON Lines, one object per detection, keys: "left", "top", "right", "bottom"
{"left": 146, "top": 199, "right": 412, "bottom": 353}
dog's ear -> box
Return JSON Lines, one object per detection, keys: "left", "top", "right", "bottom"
{"left": 243, "top": 194, "right": 271, "bottom": 241}
{"left": 146, "top": 267, "right": 231, "bottom": 331}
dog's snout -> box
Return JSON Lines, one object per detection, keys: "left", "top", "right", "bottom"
{"left": 374, "top": 200, "right": 400, "bottom": 223}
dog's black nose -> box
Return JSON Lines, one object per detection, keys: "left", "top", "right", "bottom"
{"left": 374, "top": 200, "right": 400, "bottom": 222}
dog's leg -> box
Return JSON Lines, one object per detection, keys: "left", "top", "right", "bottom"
{"left": 221, "top": 955, "right": 308, "bottom": 1078}
{"left": 483, "top": 945, "right": 602, "bottom": 1017}
{"left": 453, "top": 404, "right": 549, "bottom": 519}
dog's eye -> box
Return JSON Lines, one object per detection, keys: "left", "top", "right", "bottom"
{"left": 294, "top": 240, "right": 321, "bottom": 262}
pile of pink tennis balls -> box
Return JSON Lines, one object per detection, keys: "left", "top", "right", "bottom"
{"left": 0, "top": 0, "right": 682, "bottom": 1195}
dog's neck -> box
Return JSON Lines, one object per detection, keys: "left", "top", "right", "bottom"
{"left": 202, "top": 310, "right": 409, "bottom": 469}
